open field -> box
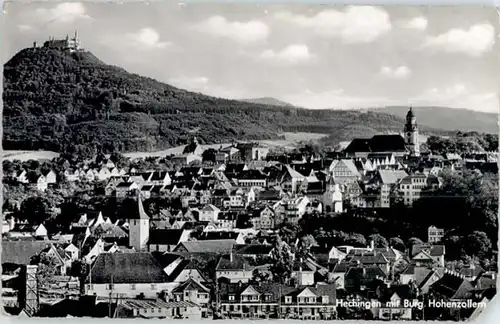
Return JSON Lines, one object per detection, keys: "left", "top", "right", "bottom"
{"left": 123, "top": 132, "right": 329, "bottom": 159}
{"left": 1, "top": 132, "right": 329, "bottom": 161}
{"left": 2, "top": 150, "right": 60, "bottom": 161}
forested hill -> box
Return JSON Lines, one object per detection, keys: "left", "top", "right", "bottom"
{"left": 3, "top": 47, "right": 446, "bottom": 153}
{"left": 377, "top": 106, "right": 498, "bottom": 134}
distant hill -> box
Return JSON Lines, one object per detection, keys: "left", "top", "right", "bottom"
{"left": 3, "top": 45, "right": 450, "bottom": 153}
{"left": 240, "top": 97, "right": 295, "bottom": 107}
{"left": 377, "top": 106, "right": 498, "bottom": 134}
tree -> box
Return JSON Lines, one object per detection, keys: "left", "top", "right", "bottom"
{"left": 269, "top": 236, "right": 294, "bottom": 284}
{"left": 19, "top": 196, "right": 57, "bottom": 225}
{"left": 202, "top": 148, "right": 217, "bottom": 163}
{"left": 345, "top": 233, "right": 367, "bottom": 247}
{"left": 368, "top": 234, "right": 388, "bottom": 248}
{"left": 251, "top": 268, "right": 270, "bottom": 283}
{"left": 465, "top": 231, "right": 491, "bottom": 259}
{"left": 31, "top": 252, "right": 59, "bottom": 288}
{"left": 389, "top": 237, "right": 406, "bottom": 252}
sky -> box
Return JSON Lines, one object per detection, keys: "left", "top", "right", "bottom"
{"left": 3, "top": 2, "right": 499, "bottom": 113}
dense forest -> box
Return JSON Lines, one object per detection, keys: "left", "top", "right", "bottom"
{"left": 4, "top": 47, "right": 450, "bottom": 153}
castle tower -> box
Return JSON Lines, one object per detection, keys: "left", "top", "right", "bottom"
{"left": 128, "top": 194, "right": 150, "bottom": 251}
{"left": 404, "top": 107, "right": 420, "bottom": 156}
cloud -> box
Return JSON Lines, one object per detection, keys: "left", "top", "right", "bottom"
{"left": 274, "top": 6, "right": 391, "bottom": 44}
{"left": 282, "top": 84, "right": 498, "bottom": 113}
{"left": 34, "top": 3, "right": 92, "bottom": 24}
{"left": 17, "top": 24, "right": 32, "bottom": 32}
{"left": 194, "top": 16, "right": 269, "bottom": 44}
{"left": 422, "top": 23, "right": 495, "bottom": 57}
{"left": 412, "top": 85, "right": 498, "bottom": 113}
{"left": 379, "top": 66, "right": 412, "bottom": 79}
{"left": 259, "top": 44, "right": 314, "bottom": 65}
{"left": 124, "top": 28, "right": 171, "bottom": 49}
{"left": 402, "top": 17, "right": 428, "bottom": 31}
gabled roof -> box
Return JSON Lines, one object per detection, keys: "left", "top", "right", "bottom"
{"left": 174, "top": 239, "right": 235, "bottom": 253}
{"left": 216, "top": 254, "right": 254, "bottom": 271}
{"left": 2, "top": 241, "right": 54, "bottom": 265}
{"left": 411, "top": 244, "right": 445, "bottom": 257}
{"left": 148, "top": 229, "right": 184, "bottom": 246}
{"left": 378, "top": 169, "right": 408, "bottom": 184}
{"left": 172, "top": 278, "right": 210, "bottom": 293}
{"left": 86, "top": 252, "right": 168, "bottom": 284}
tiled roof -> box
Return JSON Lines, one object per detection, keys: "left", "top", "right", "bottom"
{"left": 172, "top": 278, "right": 210, "bottom": 293}
{"left": 198, "top": 231, "right": 239, "bottom": 241}
{"left": 148, "top": 229, "right": 184, "bottom": 246}
{"left": 378, "top": 170, "right": 408, "bottom": 184}
{"left": 2, "top": 240, "right": 54, "bottom": 265}
{"left": 216, "top": 254, "right": 254, "bottom": 271}
{"left": 175, "top": 239, "right": 235, "bottom": 253}
{"left": 236, "top": 244, "right": 273, "bottom": 255}
{"left": 87, "top": 252, "right": 168, "bottom": 284}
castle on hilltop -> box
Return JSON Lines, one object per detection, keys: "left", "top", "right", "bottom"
{"left": 33, "top": 31, "right": 83, "bottom": 53}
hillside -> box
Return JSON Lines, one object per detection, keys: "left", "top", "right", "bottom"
{"left": 3, "top": 46, "right": 448, "bottom": 154}
{"left": 377, "top": 106, "right": 498, "bottom": 134}
{"left": 240, "top": 97, "right": 295, "bottom": 107}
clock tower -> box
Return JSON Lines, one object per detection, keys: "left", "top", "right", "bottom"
{"left": 404, "top": 107, "right": 420, "bottom": 156}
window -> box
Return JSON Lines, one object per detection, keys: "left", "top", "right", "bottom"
{"left": 130, "top": 284, "right": 136, "bottom": 290}
{"left": 285, "top": 296, "right": 292, "bottom": 304}
{"left": 229, "top": 295, "right": 235, "bottom": 301}
{"left": 107, "top": 284, "right": 114, "bottom": 290}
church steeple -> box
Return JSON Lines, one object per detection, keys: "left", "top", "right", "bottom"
{"left": 404, "top": 106, "right": 420, "bottom": 156}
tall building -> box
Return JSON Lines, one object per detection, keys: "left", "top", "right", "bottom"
{"left": 404, "top": 107, "right": 420, "bottom": 156}
{"left": 128, "top": 195, "right": 150, "bottom": 251}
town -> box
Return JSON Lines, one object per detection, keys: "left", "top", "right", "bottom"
{"left": 2, "top": 108, "right": 497, "bottom": 320}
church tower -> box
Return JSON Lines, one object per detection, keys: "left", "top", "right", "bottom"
{"left": 404, "top": 107, "right": 420, "bottom": 156}
{"left": 128, "top": 194, "right": 150, "bottom": 251}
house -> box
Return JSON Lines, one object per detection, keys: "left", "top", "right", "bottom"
{"left": 197, "top": 231, "right": 246, "bottom": 245}
{"left": 236, "top": 244, "right": 274, "bottom": 260}
{"left": 85, "top": 252, "right": 177, "bottom": 298}
{"left": 39, "top": 244, "right": 70, "bottom": 276}
{"left": 199, "top": 204, "right": 221, "bottom": 222}
{"left": 251, "top": 206, "right": 275, "bottom": 230}
{"left": 322, "top": 181, "right": 343, "bottom": 213}
{"left": 43, "top": 170, "right": 57, "bottom": 184}
{"left": 172, "top": 278, "right": 211, "bottom": 318}
{"left": 148, "top": 229, "right": 191, "bottom": 252}
{"left": 27, "top": 173, "right": 48, "bottom": 192}
{"left": 10, "top": 223, "right": 48, "bottom": 239}
{"left": 280, "top": 165, "right": 306, "bottom": 193}
{"left": 343, "top": 134, "right": 408, "bottom": 158}
{"left": 215, "top": 253, "right": 256, "bottom": 283}
{"left": 411, "top": 244, "right": 446, "bottom": 267}
{"left": 236, "top": 170, "right": 267, "bottom": 188}
{"left": 174, "top": 239, "right": 236, "bottom": 254}
{"left": 371, "top": 285, "right": 418, "bottom": 320}
{"left": 115, "top": 299, "right": 202, "bottom": 319}
{"left": 328, "top": 159, "right": 361, "bottom": 184}
{"left": 427, "top": 225, "right": 444, "bottom": 243}
{"left": 116, "top": 182, "right": 139, "bottom": 198}
{"left": 16, "top": 170, "right": 28, "bottom": 183}
{"left": 398, "top": 174, "right": 428, "bottom": 206}
{"left": 217, "top": 282, "right": 337, "bottom": 320}
{"left": 1, "top": 240, "right": 55, "bottom": 273}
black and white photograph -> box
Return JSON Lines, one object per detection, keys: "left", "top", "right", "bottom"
{"left": 1, "top": 2, "right": 498, "bottom": 321}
